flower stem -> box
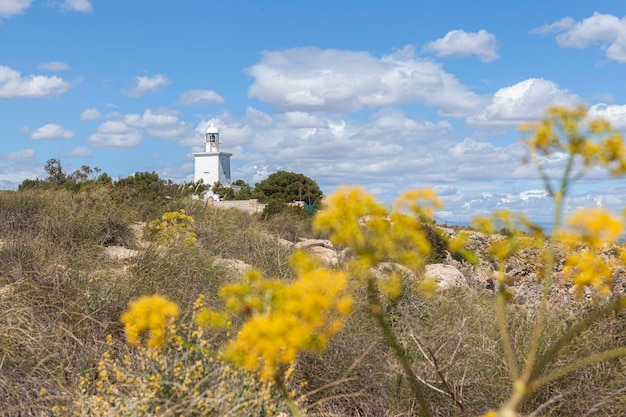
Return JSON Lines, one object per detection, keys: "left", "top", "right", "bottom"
{"left": 366, "top": 276, "right": 433, "bottom": 417}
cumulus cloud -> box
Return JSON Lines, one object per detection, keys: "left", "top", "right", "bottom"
{"left": 533, "top": 12, "right": 626, "bottom": 63}
{"left": 246, "top": 46, "right": 487, "bottom": 116}
{"left": 59, "top": 0, "right": 92, "bottom": 12}
{"left": 4, "top": 148, "right": 34, "bottom": 161}
{"left": 423, "top": 29, "right": 498, "bottom": 62}
{"left": 87, "top": 121, "right": 142, "bottom": 149}
{"left": 87, "top": 108, "right": 192, "bottom": 149}
{"left": 530, "top": 17, "right": 575, "bottom": 35}
{"left": 123, "top": 108, "right": 190, "bottom": 139}
{"left": 122, "top": 74, "right": 170, "bottom": 97}
{"left": 60, "top": 146, "right": 93, "bottom": 158}
{"left": 280, "top": 111, "right": 328, "bottom": 128}
{"left": 81, "top": 107, "right": 102, "bottom": 120}
{"left": 371, "top": 108, "right": 451, "bottom": 133}
{"left": 0, "top": 0, "right": 31, "bottom": 19}
{"left": 466, "top": 78, "right": 580, "bottom": 126}
{"left": 29, "top": 123, "right": 74, "bottom": 140}
{"left": 38, "top": 61, "right": 71, "bottom": 71}
{"left": 588, "top": 103, "right": 626, "bottom": 130}
{"left": 178, "top": 89, "right": 224, "bottom": 105}
{"left": 0, "top": 65, "right": 71, "bottom": 99}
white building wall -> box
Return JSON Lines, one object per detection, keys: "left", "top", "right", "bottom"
{"left": 193, "top": 152, "right": 232, "bottom": 187}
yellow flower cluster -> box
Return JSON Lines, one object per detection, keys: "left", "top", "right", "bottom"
{"left": 523, "top": 105, "right": 626, "bottom": 174}
{"left": 121, "top": 295, "right": 180, "bottom": 348}
{"left": 148, "top": 209, "right": 197, "bottom": 246}
{"left": 198, "top": 251, "right": 353, "bottom": 381}
{"left": 557, "top": 208, "right": 624, "bottom": 296}
{"left": 313, "top": 187, "right": 440, "bottom": 273}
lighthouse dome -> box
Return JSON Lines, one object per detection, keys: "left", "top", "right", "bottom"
{"left": 205, "top": 123, "right": 219, "bottom": 135}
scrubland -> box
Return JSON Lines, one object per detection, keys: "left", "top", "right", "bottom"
{"left": 0, "top": 186, "right": 623, "bottom": 417}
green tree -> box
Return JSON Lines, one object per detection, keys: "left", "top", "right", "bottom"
{"left": 254, "top": 171, "right": 322, "bottom": 204}
{"left": 70, "top": 165, "right": 94, "bottom": 183}
{"left": 96, "top": 172, "right": 113, "bottom": 185}
{"left": 212, "top": 181, "right": 235, "bottom": 200}
{"left": 232, "top": 179, "right": 254, "bottom": 200}
{"left": 44, "top": 158, "right": 67, "bottom": 185}
{"left": 18, "top": 178, "right": 47, "bottom": 191}
{"left": 113, "top": 171, "right": 170, "bottom": 212}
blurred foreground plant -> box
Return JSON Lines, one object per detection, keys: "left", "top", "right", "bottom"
{"left": 473, "top": 106, "right": 626, "bottom": 416}
{"left": 313, "top": 105, "right": 626, "bottom": 417}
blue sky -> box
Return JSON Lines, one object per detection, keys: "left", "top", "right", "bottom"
{"left": 2, "top": 0, "right": 626, "bottom": 223}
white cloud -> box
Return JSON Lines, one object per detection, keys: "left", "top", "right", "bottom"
{"left": 87, "top": 121, "right": 142, "bottom": 149}
{"left": 122, "top": 74, "right": 170, "bottom": 97}
{"left": 0, "top": 65, "right": 71, "bottom": 98}
{"left": 178, "top": 89, "right": 224, "bottom": 105}
{"left": 4, "top": 148, "right": 34, "bottom": 161}
{"left": 530, "top": 17, "right": 575, "bottom": 35}
{"left": 59, "top": 0, "right": 92, "bottom": 12}
{"left": 423, "top": 29, "right": 498, "bottom": 62}
{"left": 60, "top": 146, "right": 93, "bottom": 158}
{"left": 466, "top": 78, "right": 580, "bottom": 126}
{"left": 371, "top": 108, "right": 451, "bottom": 133}
{"left": 519, "top": 189, "right": 548, "bottom": 201}
{"left": 280, "top": 111, "right": 328, "bottom": 128}
{"left": 38, "top": 61, "right": 71, "bottom": 71}
{"left": 29, "top": 123, "right": 74, "bottom": 140}
{"left": 81, "top": 107, "right": 102, "bottom": 120}
{"left": 0, "top": 0, "right": 31, "bottom": 19}
{"left": 535, "top": 12, "right": 626, "bottom": 63}
{"left": 246, "top": 46, "right": 487, "bottom": 116}
{"left": 123, "top": 108, "right": 190, "bottom": 139}
{"left": 588, "top": 103, "right": 626, "bottom": 130}
{"left": 86, "top": 108, "right": 192, "bottom": 149}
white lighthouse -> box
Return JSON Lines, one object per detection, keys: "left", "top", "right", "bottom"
{"left": 193, "top": 123, "right": 232, "bottom": 189}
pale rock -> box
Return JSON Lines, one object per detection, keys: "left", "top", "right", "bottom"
{"left": 294, "top": 238, "right": 334, "bottom": 250}
{"left": 424, "top": 264, "right": 467, "bottom": 290}
{"left": 213, "top": 258, "right": 253, "bottom": 274}
{"left": 307, "top": 246, "right": 339, "bottom": 266}
{"left": 372, "top": 262, "right": 417, "bottom": 281}
{"left": 103, "top": 246, "right": 139, "bottom": 261}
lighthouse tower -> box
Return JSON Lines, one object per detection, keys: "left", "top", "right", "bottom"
{"left": 193, "top": 123, "right": 232, "bottom": 189}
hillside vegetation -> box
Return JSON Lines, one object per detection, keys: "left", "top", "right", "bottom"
{"left": 1, "top": 106, "right": 625, "bottom": 417}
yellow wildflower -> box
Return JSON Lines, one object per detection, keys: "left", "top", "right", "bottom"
{"left": 314, "top": 186, "right": 441, "bottom": 273}
{"left": 218, "top": 252, "right": 353, "bottom": 381}
{"left": 313, "top": 186, "right": 388, "bottom": 255}
{"left": 148, "top": 209, "right": 197, "bottom": 246}
{"left": 565, "top": 208, "right": 623, "bottom": 249}
{"left": 121, "top": 295, "right": 180, "bottom": 348}
{"left": 563, "top": 251, "right": 613, "bottom": 296}
{"left": 522, "top": 105, "right": 626, "bottom": 177}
